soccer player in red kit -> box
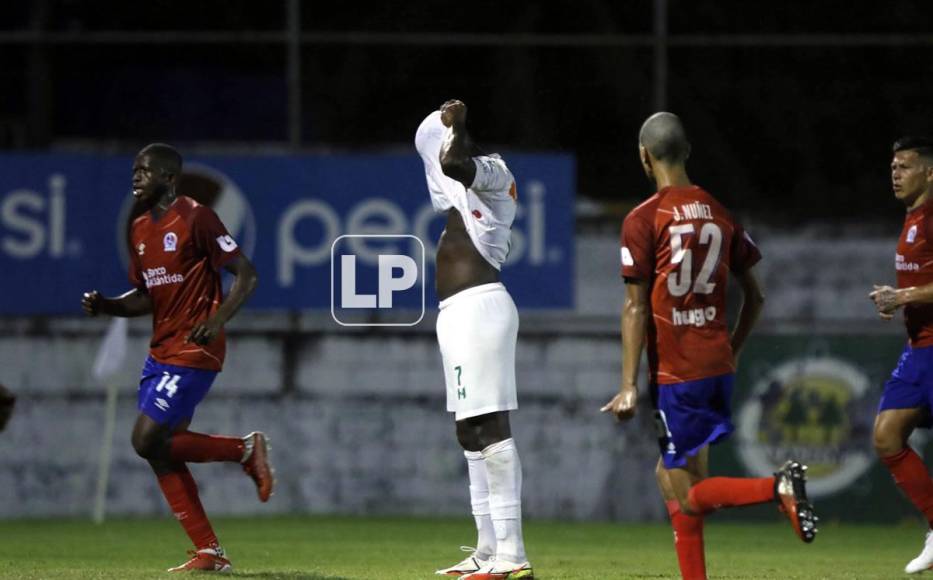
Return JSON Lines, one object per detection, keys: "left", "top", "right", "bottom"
{"left": 601, "top": 113, "right": 817, "bottom": 580}
{"left": 870, "top": 137, "right": 933, "bottom": 574}
{"left": 81, "top": 143, "right": 273, "bottom": 573}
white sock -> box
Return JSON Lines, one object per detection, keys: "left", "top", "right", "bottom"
{"left": 482, "top": 438, "right": 527, "bottom": 564}
{"left": 465, "top": 450, "right": 496, "bottom": 560}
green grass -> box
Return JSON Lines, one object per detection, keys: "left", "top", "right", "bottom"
{"left": 0, "top": 516, "right": 926, "bottom": 579}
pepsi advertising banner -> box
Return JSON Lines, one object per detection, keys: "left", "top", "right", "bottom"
{"left": 0, "top": 153, "right": 574, "bottom": 315}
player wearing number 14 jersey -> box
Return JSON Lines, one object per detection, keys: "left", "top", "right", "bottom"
{"left": 601, "top": 113, "right": 818, "bottom": 580}
{"left": 80, "top": 144, "right": 273, "bottom": 573}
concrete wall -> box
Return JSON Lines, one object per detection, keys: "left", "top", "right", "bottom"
{"left": 0, "top": 231, "right": 901, "bottom": 519}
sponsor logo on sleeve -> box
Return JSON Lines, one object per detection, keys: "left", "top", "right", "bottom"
{"left": 621, "top": 247, "right": 634, "bottom": 267}
{"left": 216, "top": 235, "right": 238, "bottom": 252}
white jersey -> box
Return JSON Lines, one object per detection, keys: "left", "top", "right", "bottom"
{"left": 415, "top": 110, "right": 517, "bottom": 270}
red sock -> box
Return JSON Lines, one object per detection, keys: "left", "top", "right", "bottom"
{"left": 157, "top": 466, "right": 218, "bottom": 550}
{"left": 169, "top": 431, "right": 244, "bottom": 463}
{"left": 686, "top": 477, "right": 775, "bottom": 514}
{"left": 667, "top": 500, "right": 706, "bottom": 580}
{"left": 882, "top": 448, "right": 933, "bottom": 527}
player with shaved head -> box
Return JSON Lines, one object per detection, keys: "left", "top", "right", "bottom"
{"left": 602, "top": 113, "right": 818, "bottom": 579}
{"left": 869, "top": 137, "right": 933, "bottom": 574}
{"left": 81, "top": 143, "right": 272, "bottom": 573}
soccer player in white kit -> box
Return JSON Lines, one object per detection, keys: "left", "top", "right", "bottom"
{"left": 416, "top": 100, "right": 533, "bottom": 580}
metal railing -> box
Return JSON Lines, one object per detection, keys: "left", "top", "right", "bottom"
{"left": 4, "top": 0, "right": 933, "bottom": 148}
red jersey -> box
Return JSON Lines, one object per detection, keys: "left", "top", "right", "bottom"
{"left": 896, "top": 203, "right": 933, "bottom": 347}
{"left": 620, "top": 185, "right": 761, "bottom": 385}
{"left": 129, "top": 196, "right": 241, "bottom": 371}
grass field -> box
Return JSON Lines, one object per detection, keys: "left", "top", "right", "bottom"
{"left": 0, "top": 515, "right": 926, "bottom": 579}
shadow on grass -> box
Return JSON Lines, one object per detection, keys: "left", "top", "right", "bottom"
{"left": 232, "top": 572, "right": 351, "bottom": 580}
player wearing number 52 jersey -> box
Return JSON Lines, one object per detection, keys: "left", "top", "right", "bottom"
{"left": 601, "top": 113, "right": 817, "bottom": 580}
{"left": 80, "top": 144, "right": 273, "bottom": 574}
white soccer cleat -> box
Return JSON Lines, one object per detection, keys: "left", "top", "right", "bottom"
{"left": 458, "top": 559, "right": 534, "bottom": 579}
{"left": 905, "top": 530, "right": 933, "bottom": 574}
{"left": 435, "top": 547, "right": 492, "bottom": 576}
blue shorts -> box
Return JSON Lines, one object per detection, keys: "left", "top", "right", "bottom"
{"left": 879, "top": 345, "right": 933, "bottom": 428}
{"left": 138, "top": 356, "right": 217, "bottom": 428}
{"left": 651, "top": 374, "right": 735, "bottom": 469}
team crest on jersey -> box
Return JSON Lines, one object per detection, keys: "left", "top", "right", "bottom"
{"left": 163, "top": 232, "right": 178, "bottom": 252}
{"left": 136, "top": 242, "right": 145, "bottom": 256}
{"left": 907, "top": 224, "right": 918, "bottom": 243}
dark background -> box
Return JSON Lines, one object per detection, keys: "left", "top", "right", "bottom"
{"left": 2, "top": 1, "right": 932, "bottom": 222}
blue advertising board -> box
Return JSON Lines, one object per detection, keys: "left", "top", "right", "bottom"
{"left": 0, "top": 152, "right": 575, "bottom": 315}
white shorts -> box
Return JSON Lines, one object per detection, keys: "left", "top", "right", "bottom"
{"left": 436, "top": 282, "right": 519, "bottom": 420}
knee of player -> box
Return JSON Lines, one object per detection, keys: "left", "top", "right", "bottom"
{"left": 678, "top": 495, "right": 702, "bottom": 516}
{"left": 654, "top": 461, "right": 666, "bottom": 485}
{"left": 131, "top": 431, "right": 161, "bottom": 459}
{"left": 455, "top": 422, "right": 485, "bottom": 452}
{"left": 872, "top": 427, "right": 904, "bottom": 458}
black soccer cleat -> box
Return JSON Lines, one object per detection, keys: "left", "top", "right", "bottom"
{"left": 774, "top": 460, "right": 818, "bottom": 543}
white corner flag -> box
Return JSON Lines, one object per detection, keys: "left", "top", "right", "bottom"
{"left": 92, "top": 317, "right": 128, "bottom": 524}
{"left": 92, "top": 318, "right": 128, "bottom": 381}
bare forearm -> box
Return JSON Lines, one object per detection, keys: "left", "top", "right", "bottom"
{"left": 621, "top": 301, "right": 648, "bottom": 391}
{"left": 100, "top": 289, "right": 152, "bottom": 317}
{"left": 730, "top": 295, "right": 763, "bottom": 357}
{"left": 731, "top": 267, "right": 765, "bottom": 358}
{"left": 213, "top": 270, "right": 258, "bottom": 325}
{"left": 896, "top": 283, "right": 933, "bottom": 307}
{"left": 439, "top": 123, "right": 476, "bottom": 186}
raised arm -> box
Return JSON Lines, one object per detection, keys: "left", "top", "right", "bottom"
{"left": 438, "top": 99, "right": 477, "bottom": 188}
{"left": 82, "top": 288, "right": 153, "bottom": 318}
{"left": 186, "top": 254, "right": 259, "bottom": 345}
{"left": 601, "top": 279, "right": 650, "bottom": 420}
{"left": 731, "top": 266, "right": 765, "bottom": 361}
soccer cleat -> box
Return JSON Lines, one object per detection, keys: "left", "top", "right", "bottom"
{"left": 905, "top": 530, "right": 933, "bottom": 573}
{"left": 775, "top": 460, "right": 818, "bottom": 543}
{"left": 459, "top": 560, "right": 534, "bottom": 579}
{"left": 435, "top": 546, "right": 492, "bottom": 576}
{"left": 167, "top": 547, "right": 232, "bottom": 573}
{"left": 241, "top": 431, "right": 275, "bottom": 502}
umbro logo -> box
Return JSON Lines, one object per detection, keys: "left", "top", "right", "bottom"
{"left": 154, "top": 398, "right": 170, "bottom": 411}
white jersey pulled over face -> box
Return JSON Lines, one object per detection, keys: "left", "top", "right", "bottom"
{"left": 414, "top": 110, "right": 518, "bottom": 271}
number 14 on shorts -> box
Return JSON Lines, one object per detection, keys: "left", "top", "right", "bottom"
{"left": 454, "top": 365, "right": 466, "bottom": 400}
{"left": 155, "top": 372, "right": 181, "bottom": 398}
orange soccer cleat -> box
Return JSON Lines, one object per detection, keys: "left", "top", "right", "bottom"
{"left": 167, "top": 547, "right": 232, "bottom": 573}
{"left": 241, "top": 431, "right": 275, "bottom": 502}
{"left": 775, "top": 460, "right": 818, "bottom": 543}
